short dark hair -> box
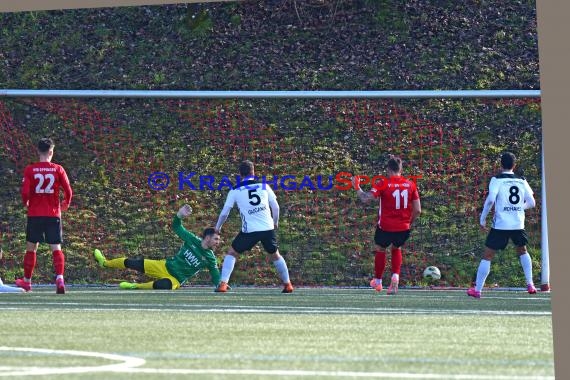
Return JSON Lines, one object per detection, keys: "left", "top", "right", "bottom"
{"left": 202, "top": 227, "right": 218, "bottom": 238}
{"left": 500, "top": 152, "right": 516, "bottom": 170}
{"left": 387, "top": 156, "right": 403, "bottom": 173}
{"left": 239, "top": 160, "right": 254, "bottom": 177}
{"left": 38, "top": 138, "right": 54, "bottom": 153}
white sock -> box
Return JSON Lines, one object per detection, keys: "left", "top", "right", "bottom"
{"left": 273, "top": 256, "right": 290, "bottom": 284}
{"left": 475, "top": 259, "right": 491, "bottom": 292}
{"left": 220, "top": 255, "right": 236, "bottom": 283}
{"left": 56, "top": 274, "right": 64, "bottom": 281}
{"left": 391, "top": 273, "right": 399, "bottom": 283}
{"left": 519, "top": 252, "right": 534, "bottom": 285}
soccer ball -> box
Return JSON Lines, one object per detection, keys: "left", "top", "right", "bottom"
{"left": 423, "top": 266, "right": 441, "bottom": 280}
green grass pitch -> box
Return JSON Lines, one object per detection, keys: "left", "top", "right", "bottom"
{"left": 0, "top": 287, "right": 553, "bottom": 379}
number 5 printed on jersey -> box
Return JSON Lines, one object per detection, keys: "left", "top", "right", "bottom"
{"left": 248, "top": 188, "right": 261, "bottom": 206}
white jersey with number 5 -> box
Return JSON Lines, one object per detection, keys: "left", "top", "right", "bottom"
{"left": 486, "top": 173, "right": 534, "bottom": 230}
{"left": 221, "top": 180, "right": 278, "bottom": 233}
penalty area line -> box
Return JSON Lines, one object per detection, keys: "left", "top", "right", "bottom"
{"left": 0, "top": 347, "right": 145, "bottom": 376}
{"left": 0, "top": 303, "right": 551, "bottom": 316}
{"left": 112, "top": 367, "right": 553, "bottom": 379}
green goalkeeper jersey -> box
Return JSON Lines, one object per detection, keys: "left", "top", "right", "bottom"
{"left": 165, "top": 215, "right": 221, "bottom": 286}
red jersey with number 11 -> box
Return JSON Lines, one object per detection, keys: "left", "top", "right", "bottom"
{"left": 21, "top": 162, "right": 72, "bottom": 217}
{"left": 370, "top": 176, "right": 419, "bottom": 232}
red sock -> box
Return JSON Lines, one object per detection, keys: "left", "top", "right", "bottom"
{"left": 23, "top": 251, "right": 36, "bottom": 279}
{"left": 374, "top": 250, "right": 386, "bottom": 279}
{"left": 52, "top": 250, "right": 65, "bottom": 276}
{"left": 391, "top": 247, "right": 402, "bottom": 275}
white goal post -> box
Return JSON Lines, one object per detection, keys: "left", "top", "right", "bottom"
{"left": 0, "top": 88, "right": 548, "bottom": 290}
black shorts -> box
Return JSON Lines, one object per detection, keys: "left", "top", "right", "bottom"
{"left": 374, "top": 227, "right": 410, "bottom": 248}
{"left": 26, "top": 217, "right": 63, "bottom": 244}
{"left": 232, "top": 230, "right": 278, "bottom": 254}
{"left": 485, "top": 228, "right": 528, "bottom": 250}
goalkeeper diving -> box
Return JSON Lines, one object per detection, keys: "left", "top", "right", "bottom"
{"left": 93, "top": 204, "right": 222, "bottom": 290}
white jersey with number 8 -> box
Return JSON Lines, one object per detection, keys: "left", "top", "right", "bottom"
{"left": 487, "top": 174, "right": 534, "bottom": 230}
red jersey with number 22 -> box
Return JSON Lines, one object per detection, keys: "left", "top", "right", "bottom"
{"left": 21, "top": 162, "right": 72, "bottom": 217}
{"left": 370, "top": 176, "right": 419, "bottom": 232}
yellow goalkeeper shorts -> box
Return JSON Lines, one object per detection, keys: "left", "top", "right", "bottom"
{"left": 143, "top": 259, "right": 181, "bottom": 290}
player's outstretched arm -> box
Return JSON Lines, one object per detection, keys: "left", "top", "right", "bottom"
{"left": 173, "top": 205, "right": 199, "bottom": 243}
{"left": 357, "top": 190, "right": 375, "bottom": 203}
{"left": 177, "top": 204, "right": 193, "bottom": 218}
{"left": 352, "top": 176, "right": 374, "bottom": 203}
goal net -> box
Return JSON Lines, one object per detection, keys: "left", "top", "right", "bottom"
{"left": 0, "top": 95, "right": 542, "bottom": 288}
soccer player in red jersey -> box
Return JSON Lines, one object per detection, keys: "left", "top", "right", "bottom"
{"left": 353, "top": 156, "right": 421, "bottom": 295}
{"left": 16, "top": 138, "right": 72, "bottom": 293}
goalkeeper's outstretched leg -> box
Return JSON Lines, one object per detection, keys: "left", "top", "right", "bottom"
{"left": 119, "top": 278, "right": 174, "bottom": 290}
{"left": 93, "top": 249, "right": 180, "bottom": 290}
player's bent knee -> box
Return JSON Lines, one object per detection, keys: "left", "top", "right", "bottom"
{"left": 124, "top": 258, "right": 144, "bottom": 272}
{"left": 153, "top": 278, "right": 173, "bottom": 290}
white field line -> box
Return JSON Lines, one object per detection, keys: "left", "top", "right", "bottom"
{"left": 115, "top": 368, "right": 554, "bottom": 379}
{"left": 0, "top": 347, "right": 553, "bottom": 379}
{"left": 0, "top": 302, "right": 552, "bottom": 316}
{"left": 0, "top": 347, "right": 145, "bottom": 376}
